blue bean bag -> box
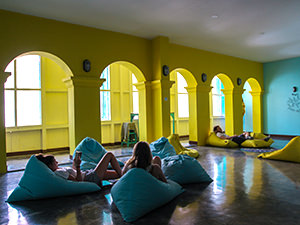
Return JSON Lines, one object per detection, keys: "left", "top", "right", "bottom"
{"left": 162, "top": 155, "right": 213, "bottom": 184}
{"left": 111, "top": 168, "right": 184, "bottom": 222}
{"left": 73, "top": 137, "right": 124, "bottom": 170}
{"left": 6, "top": 155, "right": 103, "bottom": 202}
{"left": 150, "top": 137, "right": 176, "bottom": 159}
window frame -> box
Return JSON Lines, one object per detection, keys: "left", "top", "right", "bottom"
{"left": 177, "top": 72, "right": 189, "bottom": 119}
{"left": 131, "top": 73, "right": 139, "bottom": 114}
{"left": 100, "top": 66, "right": 111, "bottom": 121}
{"left": 4, "top": 55, "right": 42, "bottom": 128}
{"left": 211, "top": 76, "right": 225, "bottom": 118}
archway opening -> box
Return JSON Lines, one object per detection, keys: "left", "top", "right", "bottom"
{"left": 242, "top": 81, "right": 253, "bottom": 131}
{"left": 99, "top": 61, "right": 147, "bottom": 145}
{"left": 244, "top": 78, "right": 263, "bottom": 133}
{"left": 170, "top": 68, "right": 197, "bottom": 144}
{"left": 210, "top": 74, "right": 234, "bottom": 134}
{"left": 4, "top": 51, "right": 73, "bottom": 171}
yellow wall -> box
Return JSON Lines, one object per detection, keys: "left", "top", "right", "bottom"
{"left": 0, "top": 9, "right": 263, "bottom": 173}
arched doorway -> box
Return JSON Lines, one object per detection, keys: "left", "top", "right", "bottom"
{"left": 3, "top": 51, "right": 73, "bottom": 171}
{"left": 243, "top": 81, "right": 253, "bottom": 131}
{"left": 170, "top": 68, "right": 197, "bottom": 143}
{"left": 99, "top": 61, "right": 147, "bottom": 145}
{"left": 244, "top": 78, "right": 263, "bottom": 133}
{"left": 210, "top": 74, "right": 234, "bottom": 135}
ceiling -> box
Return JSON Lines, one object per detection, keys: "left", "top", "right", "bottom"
{"left": 1, "top": 0, "right": 300, "bottom": 62}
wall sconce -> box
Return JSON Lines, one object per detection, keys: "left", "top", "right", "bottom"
{"left": 201, "top": 73, "right": 207, "bottom": 82}
{"left": 293, "top": 86, "right": 298, "bottom": 92}
{"left": 83, "top": 59, "right": 91, "bottom": 72}
{"left": 237, "top": 77, "right": 242, "bottom": 86}
{"left": 162, "top": 65, "right": 169, "bottom": 76}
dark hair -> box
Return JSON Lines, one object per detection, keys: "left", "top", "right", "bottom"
{"left": 35, "top": 153, "right": 55, "bottom": 167}
{"left": 127, "top": 141, "right": 152, "bottom": 170}
{"left": 213, "top": 125, "right": 220, "bottom": 132}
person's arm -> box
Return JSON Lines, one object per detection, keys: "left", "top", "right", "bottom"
{"left": 66, "top": 168, "right": 82, "bottom": 181}
{"left": 217, "top": 132, "right": 237, "bottom": 140}
{"left": 73, "top": 153, "right": 83, "bottom": 181}
{"left": 122, "top": 161, "right": 131, "bottom": 175}
{"left": 67, "top": 174, "right": 77, "bottom": 181}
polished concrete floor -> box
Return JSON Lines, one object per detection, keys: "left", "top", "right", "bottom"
{"left": 1, "top": 141, "right": 300, "bottom": 225}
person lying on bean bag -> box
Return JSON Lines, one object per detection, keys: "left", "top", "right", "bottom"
{"left": 36, "top": 151, "right": 122, "bottom": 187}
{"left": 213, "top": 125, "right": 271, "bottom": 146}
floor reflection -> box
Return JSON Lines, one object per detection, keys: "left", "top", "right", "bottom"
{"left": 212, "top": 156, "right": 227, "bottom": 194}
{"left": 8, "top": 206, "right": 28, "bottom": 225}
{"left": 2, "top": 142, "right": 300, "bottom": 225}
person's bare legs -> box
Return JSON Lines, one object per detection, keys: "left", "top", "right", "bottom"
{"left": 152, "top": 156, "right": 162, "bottom": 167}
{"left": 93, "top": 152, "right": 122, "bottom": 181}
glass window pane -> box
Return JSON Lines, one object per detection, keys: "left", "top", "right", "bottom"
{"left": 213, "top": 95, "right": 222, "bottom": 116}
{"left": 16, "top": 55, "right": 41, "bottom": 89}
{"left": 4, "top": 90, "right": 15, "bottom": 127}
{"left": 211, "top": 77, "right": 218, "bottom": 94}
{"left": 132, "top": 74, "right": 138, "bottom": 91}
{"left": 4, "top": 61, "right": 15, "bottom": 89}
{"left": 17, "top": 90, "right": 41, "bottom": 126}
{"left": 100, "top": 91, "right": 111, "bottom": 120}
{"left": 178, "top": 94, "right": 189, "bottom": 117}
{"left": 100, "top": 66, "right": 110, "bottom": 90}
{"left": 177, "top": 72, "right": 188, "bottom": 93}
{"left": 132, "top": 92, "right": 139, "bottom": 113}
{"left": 220, "top": 80, "right": 224, "bottom": 90}
{"left": 221, "top": 96, "right": 225, "bottom": 116}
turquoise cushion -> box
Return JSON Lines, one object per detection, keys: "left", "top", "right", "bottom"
{"left": 150, "top": 137, "right": 176, "bottom": 159}
{"left": 73, "top": 137, "right": 124, "bottom": 170}
{"left": 6, "top": 155, "right": 101, "bottom": 202}
{"left": 162, "top": 155, "right": 213, "bottom": 184}
{"left": 111, "top": 168, "right": 184, "bottom": 222}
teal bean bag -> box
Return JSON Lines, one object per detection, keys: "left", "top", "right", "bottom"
{"left": 111, "top": 168, "right": 184, "bottom": 222}
{"left": 162, "top": 155, "right": 213, "bottom": 184}
{"left": 6, "top": 155, "right": 103, "bottom": 202}
{"left": 73, "top": 137, "right": 124, "bottom": 170}
{"left": 150, "top": 137, "right": 176, "bottom": 159}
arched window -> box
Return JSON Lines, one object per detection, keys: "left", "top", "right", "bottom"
{"left": 242, "top": 81, "right": 253, "bottom": 131}
{"left": 100, "top": 66, "right": 111, "bottom": 121}
{"left": 211, "top": 76, "right": 225, "bottom": 117}
{"left": 131, "top": 74, "right": 139, "bottom": 113}
{"left": 4, "top": 55, "right": 42, "bottom": 127}
{"left": 177, "top": 72, "right": 189, "bottom": 118}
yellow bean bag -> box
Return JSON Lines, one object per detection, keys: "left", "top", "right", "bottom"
{"left": 258, "top": 136, "right": 300, "bottom": 163}
{"left": 250, "top": 132, "right": 268, "bottom": 139}
{"left": 167, "top": 134, "right": 199, "bottom": 158}
{"left": 241, "top": 135, "right": 274, "bottom": 148}
{"left": 206, "top": 132, "right": 239, "bottom": 148}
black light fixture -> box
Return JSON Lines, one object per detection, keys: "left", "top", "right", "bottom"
{"left": 83, "top": 59, "right": 91, "bottom": 72}
{"left": 201, "top": 73, "right": 207, "bottom": 82}
{"left": 293, "top": 86, "right": 298, "bottom": 92}
{"left": 162, "top": 65, "right": 169, "bottom": 76}
{"left": 237, "top": 77, "right": 242, "bottom": 86}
